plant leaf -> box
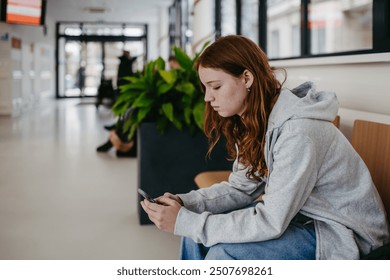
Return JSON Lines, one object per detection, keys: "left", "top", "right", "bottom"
{"left": 159, "top": 70, "right": 177, "bottom": 84}
{"left": 155, "top": 57, "right": 166, "bottom": 70}
{"left": 184, "top": 107, "right": 192, "bottom": 125}
{"left": 144, "top": 61, "right": 156, "bottom": 85}
{"left": 109, "top": 49, "right": 206, "bottom": 137}
{"left": 162, "top": 102, "right": 174, "bottom": 122}
{"left": 176, "top": 82, "right": 195, "bottom": 96}
{"left": 112, "top": 94, "right": 134, "bottom": 115}
{"left": 157, "top": 83, "right": 174, "bottom": 95}
{"left": 119, "top": 81, "right": 146, "bottom": 91}
{"left": 193, "top": 101, "right": 205, "bottom": 131}
{"left": 132, "top": 92, "right": 154, "bottom": 108}
{"left": 123, "top": 118, "right": 137, "bottom": 140}
{"left": 173, "top": 47, "right": 193, "bottom": 70}
{"left": 172, "top": 118, "right": 183, "bottom": 131}
{"left": 122, "top": 76, "right": 140, "bottom": 83}
{"left": 137, "top": 107, "right": 152, "bottom": 123}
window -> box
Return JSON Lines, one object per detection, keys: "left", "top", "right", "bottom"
{"left": 241, "top": 0, "right": 260, "bottom": 43}
{"left": 211, "top": 0, "right": 389, "bottom": 59}
{"left": 311, "top": 25, "right": 326, "bottom": 54}
{"left": 267, "top": 0, "right": 300, "bottom": 59}
{"left": 309, "top": 0, "right": 373, "bottom": 55}
{"left": 264, "top": 0, "right": 389, "bottom": 59}
{"left": 221, "top": 0, "right": 237, "bottom": 35}
{"left": 200, "top": 0, "right": 390, "bottom": 59}
{"left": 291, "top": 24, "right": 300, "bottom": 56}
{"left": 268, "top": 29, "right": 280, "bottom": 58}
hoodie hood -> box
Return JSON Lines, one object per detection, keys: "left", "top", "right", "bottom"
{"left": 267, "top": 81, "right": 339, "bottom": 132}
{"left": 264, "top": 81, "right": 339, "bottom": 179}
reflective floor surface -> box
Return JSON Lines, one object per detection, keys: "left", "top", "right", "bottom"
{"left": 0, "top": 98, "right": 181, "bottom": 260}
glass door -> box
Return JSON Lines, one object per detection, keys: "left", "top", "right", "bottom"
{"left": 56, "top": 22, "right": 147, "bottom": 98}
{"left": 62, "top": 41, "right": 103, "bottom": 97}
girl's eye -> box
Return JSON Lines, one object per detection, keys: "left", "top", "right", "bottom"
{"left": 213, "top": 86, "right": 221, "bottom": 90}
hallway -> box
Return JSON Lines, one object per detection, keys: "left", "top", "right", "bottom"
{"left": 0, "top": 98, "right": 181, "bottom": 260}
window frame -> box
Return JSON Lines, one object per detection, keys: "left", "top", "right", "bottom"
{"left": 266, "top": 0, "right": 390, "bottom": 60}
{"left": 214, "top": 0, "right": 390, "bottom": 60}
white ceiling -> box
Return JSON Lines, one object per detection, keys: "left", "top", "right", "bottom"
{"left": 46, "top": 0, "right": 173, "bottom": 24}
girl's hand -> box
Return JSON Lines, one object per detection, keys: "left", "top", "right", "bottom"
{"left": 140, "top": 196, "right": 182, "bottom": 233}
{"left": 162, "top": 192, "right": 183, "bottom": 206}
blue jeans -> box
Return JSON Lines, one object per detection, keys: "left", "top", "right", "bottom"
{"left": 179, "top": 214, "right": 316, "bottom": 260}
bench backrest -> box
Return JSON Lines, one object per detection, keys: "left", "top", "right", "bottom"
{"left": 351, "top": 120, "right": 390, "bottom": 222}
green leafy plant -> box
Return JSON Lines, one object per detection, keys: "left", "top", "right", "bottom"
{"left": 111, "top": 43, "right": 209, "bottom": 140}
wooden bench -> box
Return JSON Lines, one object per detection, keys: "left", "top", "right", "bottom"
{"left": 352, "top": 120, "right": 390, "bottom": 259}
{"left": 351, "top": 120, "right": 390, "bottom": 223}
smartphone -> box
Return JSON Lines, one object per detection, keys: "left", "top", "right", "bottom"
{"left": 138, "top": 188, "right": 158, "bottom": 203}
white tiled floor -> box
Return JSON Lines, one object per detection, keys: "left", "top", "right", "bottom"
{"left": 0, "top": 98, "right": 181, "bottom": 260}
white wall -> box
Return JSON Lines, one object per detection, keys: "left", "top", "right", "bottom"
{"left": 270, "top": 53, "right": 390, "bottom": 140}
{"left": 0, "top": 21, "right": 55, "bottom": 116}
{"left": 0, "top": 23, "right": 13, "bottom": 115}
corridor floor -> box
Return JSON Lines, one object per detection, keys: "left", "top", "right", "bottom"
{"left": 0, "top": 98, "right": 181, "bottom": 260}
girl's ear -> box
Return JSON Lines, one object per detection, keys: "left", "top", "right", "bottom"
{"left": 243, "top": 69, "right": 254, "bottom": 89}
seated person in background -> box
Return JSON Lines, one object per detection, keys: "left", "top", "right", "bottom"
{"left": 140, "top": 35, "right": 390, "bottom": 260}
{"left": 96, "top": 113, "right": 136, "bottom": 158}
{"left": 109, "top": 129, "right": 136, "bottom": 157}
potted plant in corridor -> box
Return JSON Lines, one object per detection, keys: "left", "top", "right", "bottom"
{"left": 112, "top": 45, "right": 231, "bottom": 224}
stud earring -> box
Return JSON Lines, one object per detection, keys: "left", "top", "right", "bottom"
{"left": 247, "top": 87, "right": 251, "bottom": 93}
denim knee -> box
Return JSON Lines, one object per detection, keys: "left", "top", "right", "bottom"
{"left": 205, "top": 244, "right": 235, "bottom": 260}
{"left": 180, "top": 237, "right": 208, "bottom": 260}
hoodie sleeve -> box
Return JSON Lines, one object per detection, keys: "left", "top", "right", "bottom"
{"left": 177, "top": 160, "right": 266, "bottom": 214}
{"left": 174, "top": 128, "right": 319, "bottom": 246}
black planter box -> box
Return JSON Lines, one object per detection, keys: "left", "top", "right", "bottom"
{"left": 137, "top": 122, "right": 232, "bottom": 224}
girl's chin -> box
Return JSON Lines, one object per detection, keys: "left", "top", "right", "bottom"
{"left": 217, "top": 111, "right": 234, "bottom": 118}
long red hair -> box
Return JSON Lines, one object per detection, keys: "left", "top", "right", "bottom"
{"left": 195, "top": 35, "right": 283, "bottom": 181}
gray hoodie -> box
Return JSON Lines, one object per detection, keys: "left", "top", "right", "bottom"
{"left": 175, "top": 81, "right": 390, "bottom": 259}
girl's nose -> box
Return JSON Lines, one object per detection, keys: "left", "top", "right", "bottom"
{"left": 204, "top": 90, "right": 215, "bottom": 102}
